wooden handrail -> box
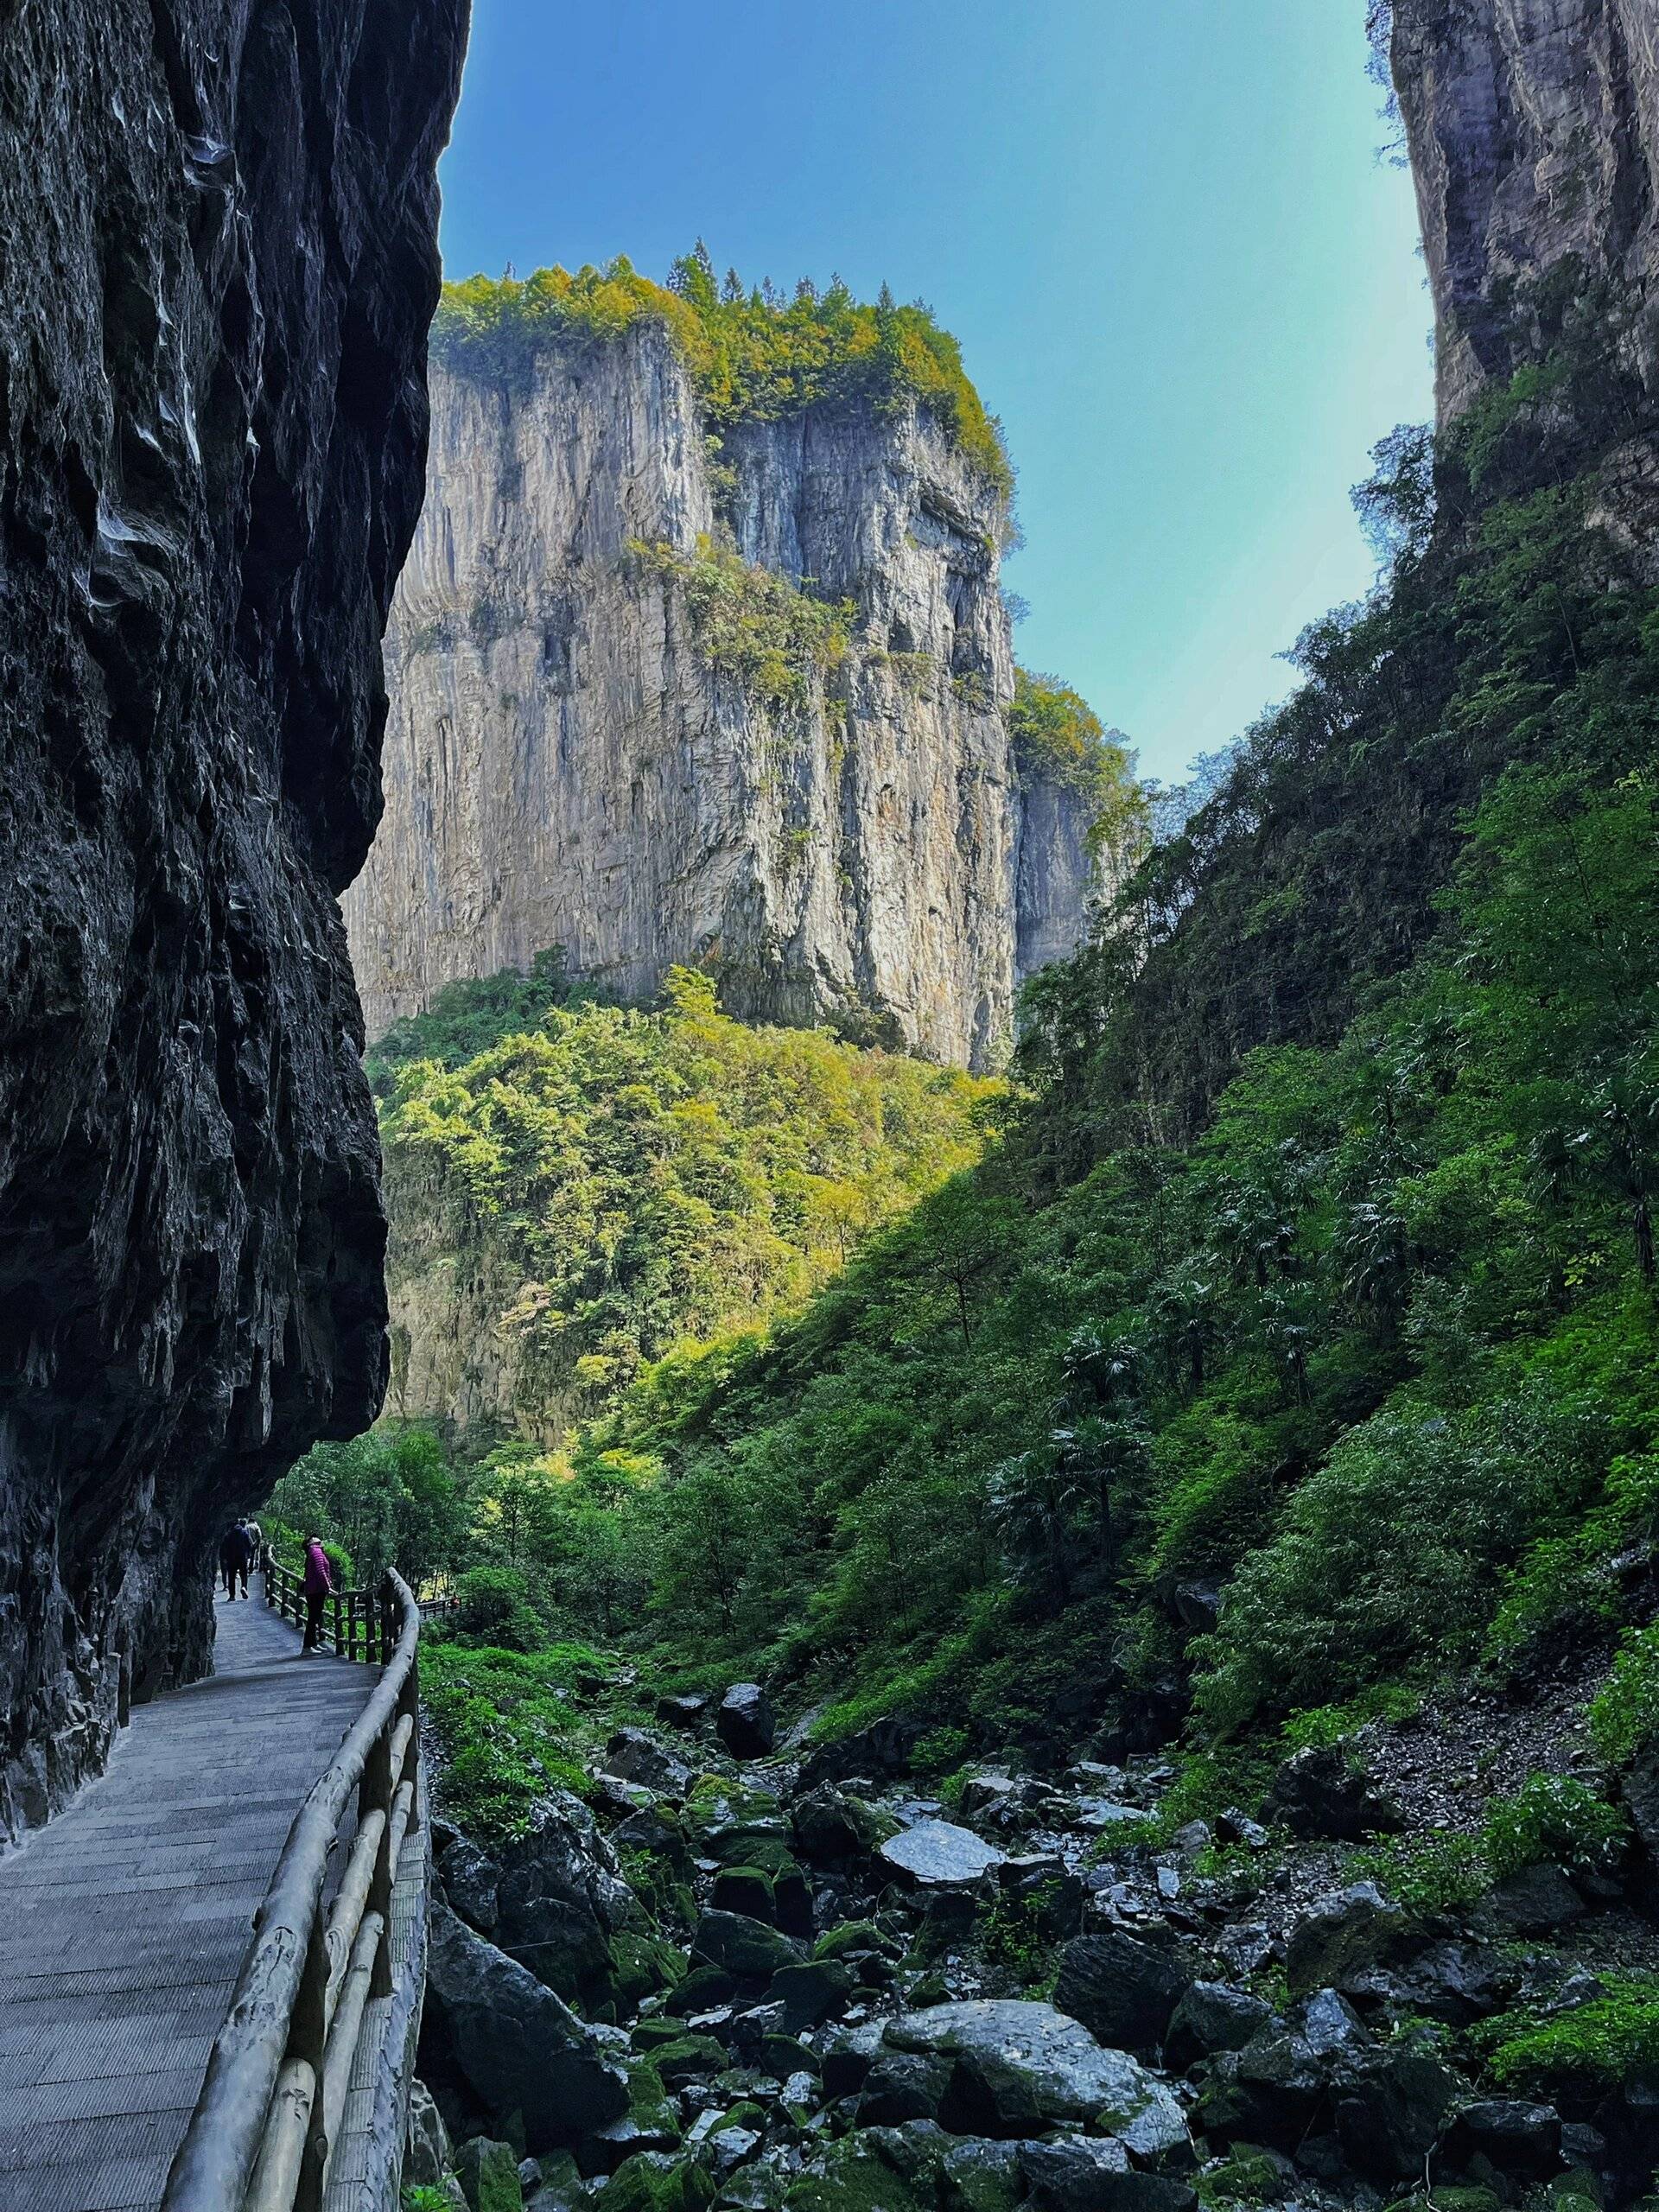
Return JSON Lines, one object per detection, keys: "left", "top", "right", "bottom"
{"left": 160, "top": 1567, "right": 423, "bottom": 2212}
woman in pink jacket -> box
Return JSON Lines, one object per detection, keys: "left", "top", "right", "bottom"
{"left": 302, "top": 1535, "right": 334, "bottom": 1653}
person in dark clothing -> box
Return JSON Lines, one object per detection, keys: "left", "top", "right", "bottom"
{"left": 302, "top": 1534, "right": 334, "bottom": 1652}
{"left": 219, "top": 1522, "right": 253, "bottom": 1599}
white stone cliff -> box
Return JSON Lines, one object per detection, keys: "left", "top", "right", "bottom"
{"left": 342, "top": 322, "right": 1102, "bottom": 1071}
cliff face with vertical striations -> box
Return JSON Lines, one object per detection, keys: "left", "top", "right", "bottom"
{"left": 343, "top": 322, "right": 1103, "bottom": 1072}
{"left": 0, "top": 0, "right": 466, "bottom": 1845}
{"left": 1392, "top": 0, "right": 1659, "bottom": 422}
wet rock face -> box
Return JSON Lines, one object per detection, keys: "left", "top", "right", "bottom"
{"left": 343, "top": 331, "right": 1101, "bottom": 1072}
{"left": 0, "top": 0, "right": 466, "bottom": 1845}
{"left": 1392, "top": 0, "right": 1659, "bottom": 421}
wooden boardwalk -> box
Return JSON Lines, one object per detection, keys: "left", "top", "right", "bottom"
{"left": 0, "top": 1582, "right": 375, "bottom": 2212}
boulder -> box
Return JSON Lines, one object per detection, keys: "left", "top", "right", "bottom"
{"left": 712, "top": 1866, "right": 777, "bottom": 1923}
{"left": 657, "top": 1692, "right": 710, "bottom": 1730}
{"left": 464, "top": 1788, "right": 643, "bottom": 2009}
{"left": 768, "top": 1958, "right": 856, "bottom": 2033}
{"left": 601, "top": 2152, "right": 714, "bottom": 2212}
{"left": 798, "top": 1717, "right": 927, "bottom": 1791}
{"left": 690, "top": 1909, "right": 806, "bottom": 1982}
{"left": 1441, "top": 2099, "right": 1562, "bottom": 2179}
{"left": 645, "top": 2034, "right": 728, "bottom": 2088}
{"left": 821, "top": 2018, "right": 888, "bottom": 2099}
{"left": 879, "top": 1819, "right": 1004, "bottom": 1889}
{"left": 1213, "top": 1808, "right": 1269, "bottom": 1849}
{"left": 1284, "top": 1882, "right": 1407, "bottom": 1998}
{"left": 426, "top": 1904, "right": 628, "bottom": 2153}
{"left": 785, "top": 2130, "right": 937, "bottom": 2212}
{"left": 1327, "top": 2032, "right": 1464, "bottom": 2180}
{"left": 718, "top": 1683, "right": 777, "bottom": 1759}
{"left": 791, "top": 1783, "right": 889, "bottom": 1863}
{"left": 1020, "top": 2137, "right": 1198, "bottom": 2212}
{"left": 1268, "top": 1746, "right": 1402, "bottom": 1841}
{"left": 882, "top": 1999, "right": 1188, "bottom": 2158}
{"left": 1207, "top": 2024, "right": 1325, "bottom": 2147}
{"left": 857, "top": 2050, "right": 956, "bottom": 2126}
{"left": 454, "top": 2135, "right": 524, "bottom": 2212}
{"left": 1344, "top": 1940, "right": 1516, "bottom": 2025}
{"left": 940, "top": 2139, "right": 1029, "bottom": 2212}
{"left": 1473, "top": 1861, "right": 1586, "bottom": 1935}
{"left": 440, "top": 1834, "right": 503, "bottom": 1935}
{"left": 606, "top": 1727, "right": 696, "bottom": 1796}
{"left": 1173, "top": 1580, "right": 1223, "bottom": 1633}
{"left": 1054, "top": 1931, "right": 1195, "bottom": 2057}
{"left": 1161, "top": 1984, "right": 1272, "bottom": 2071}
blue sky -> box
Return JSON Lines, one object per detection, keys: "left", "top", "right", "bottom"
{"left": 438, "top": 1, "right": 1433, "bottom": 785}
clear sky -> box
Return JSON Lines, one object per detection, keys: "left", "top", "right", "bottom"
{"left": 437, "top": 0, "right": 1433, "bottom": 785}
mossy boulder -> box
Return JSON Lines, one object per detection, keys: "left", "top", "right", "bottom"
{"left": 611, "top": 1932, "right": 689, "bottom": 2011}
{"left": 454, "top": 2136, "right": 524, "bottom": 2212}
{"left": 815, "top": 1921, "right": 903, "bottom": 1964}
{"left": 785, "top": 2132, "right": 938, "bottom": 2212}
{"left": 649, "top": 2034, "right": 731, "bottom": 2088}
{"left": 601, "top": 2153, "right": 715, "bottom": 2212}
{"left": 713, "top": 1866, "right": 777, "bottom": 1923}
{"left": 692, "top": 1910, "right": 806, "bottom": 1982}
{"left": 768, "top": 1958, "right": 856, "bottom": 2033}
{"left": 664, "top": 1964, "right": 738, "bottom": 2016}
{"left": 759, "top": 2031, "right": 823, "bottom": 2082}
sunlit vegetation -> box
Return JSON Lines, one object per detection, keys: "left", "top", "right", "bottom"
{"left": 1007, "top": 666, "right": 1147, "bottom": 852}
{"left": 627, "top": 536, "right": 853, "bottom": 709}
{"left": 289, "top": 284, "right": 1659, "bottom": 1834}
{"left": 433, "top": 245, "right": 1013, "bottom": 500}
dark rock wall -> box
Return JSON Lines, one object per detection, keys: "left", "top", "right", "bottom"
{"left": 1393, "top": 0, "right": 1659, "bottom": 421}
{"left": 0, "top": 0, "right": 467, "bottom": 1846}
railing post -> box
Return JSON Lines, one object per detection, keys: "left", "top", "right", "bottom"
{"left": 289, "top": 1916, "right": 332, "bottom": 2212}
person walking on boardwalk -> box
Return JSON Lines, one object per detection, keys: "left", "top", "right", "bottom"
{"left": 302, "top": 1533, "right": 334, "bottom": 1651}
{"left": 244, "top": 1515, "right": 264, "bottom": 1577}
{"left": 219, "top": 1520, "right": 253, "bottom": 1599}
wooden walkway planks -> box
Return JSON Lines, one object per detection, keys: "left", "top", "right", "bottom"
{"left": 0, "top": 1582, "right": 375, "bottom": 2212}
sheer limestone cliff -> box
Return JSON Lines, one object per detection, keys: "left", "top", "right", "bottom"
{"left": 343, "top": 322, "right": 1103, "bottom": 1071}
{"left": 0, "top": 0, "right": 465, "bottom": 1845}
{"left": 1393, "top": 0, "right": 1659, "bottom": 422}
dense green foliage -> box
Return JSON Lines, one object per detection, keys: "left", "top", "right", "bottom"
{"left": 435, "top": 302, "right": 1659, "bottom": 1773}
{"left": 378, "top": 964, "right": 995, "bottom": 1436}
{"left": 1473, "top": 1975, "right": 1659, "bottom": 2093}
{"left": 628, "top": 536, "right": 853, "bottom": 708}
{"left": 291, "top": 292, "right": 1659, "bottom": 1823}
{"left": 1008, "top": 667, "right": 1145, "bottom": 848}
{"left": 433, "top": 246, "right": 1012, "bottom": 499}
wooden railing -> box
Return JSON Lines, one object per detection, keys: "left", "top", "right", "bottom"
{"left": 160, "top": 1567, "right": 423, "bottom": 2212}
{"left": 263, "top": 1554, "right": 459, "bottom": 1653}
{"left": 261, "top": 1553, "right": 406, "bottom": 1663}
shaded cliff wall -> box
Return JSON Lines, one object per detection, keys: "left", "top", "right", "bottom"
{"left": 0, "top": 0, "right": 466, "bottom": 1845}
{"left": 1393, "top": 0, "right": 1659, "bottom": 421}
{"left": 344, "top": 331, "right": 1096, "bottom": 1071}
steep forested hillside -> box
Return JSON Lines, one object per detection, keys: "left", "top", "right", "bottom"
{"left": 332, "top": 258, "right": 1659, "bottom": 2212}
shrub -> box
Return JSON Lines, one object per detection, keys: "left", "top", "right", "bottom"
{"left": 1589, "top": 1623, "right": 1659, "bottom": 1765}
{"left": 1473, "top": 1974, "right": 1659, "bottom": 2092}
{"left": 1481, "top": 1774, "right": 1628, "bottom": 1880}
{"left": 1192, "top": 1389, "right": 1605, "bottom": 1732}
{"left": 456, "top": 1563, "right": 543, "bottom": 1650}
{"left": 628, "top": 536, "right": 852, "bottom": 709}
{"left": 1350, "top": 1832, "right": 1489, "bottom": 1916}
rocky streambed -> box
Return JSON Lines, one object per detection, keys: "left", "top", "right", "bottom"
{"left": 408, "top": 1690, "right": 1659, "bottom": 2212}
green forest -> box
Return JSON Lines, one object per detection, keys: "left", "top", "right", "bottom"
{"left": 284, "top": 281, "right": 1659, "bottom": 1854}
